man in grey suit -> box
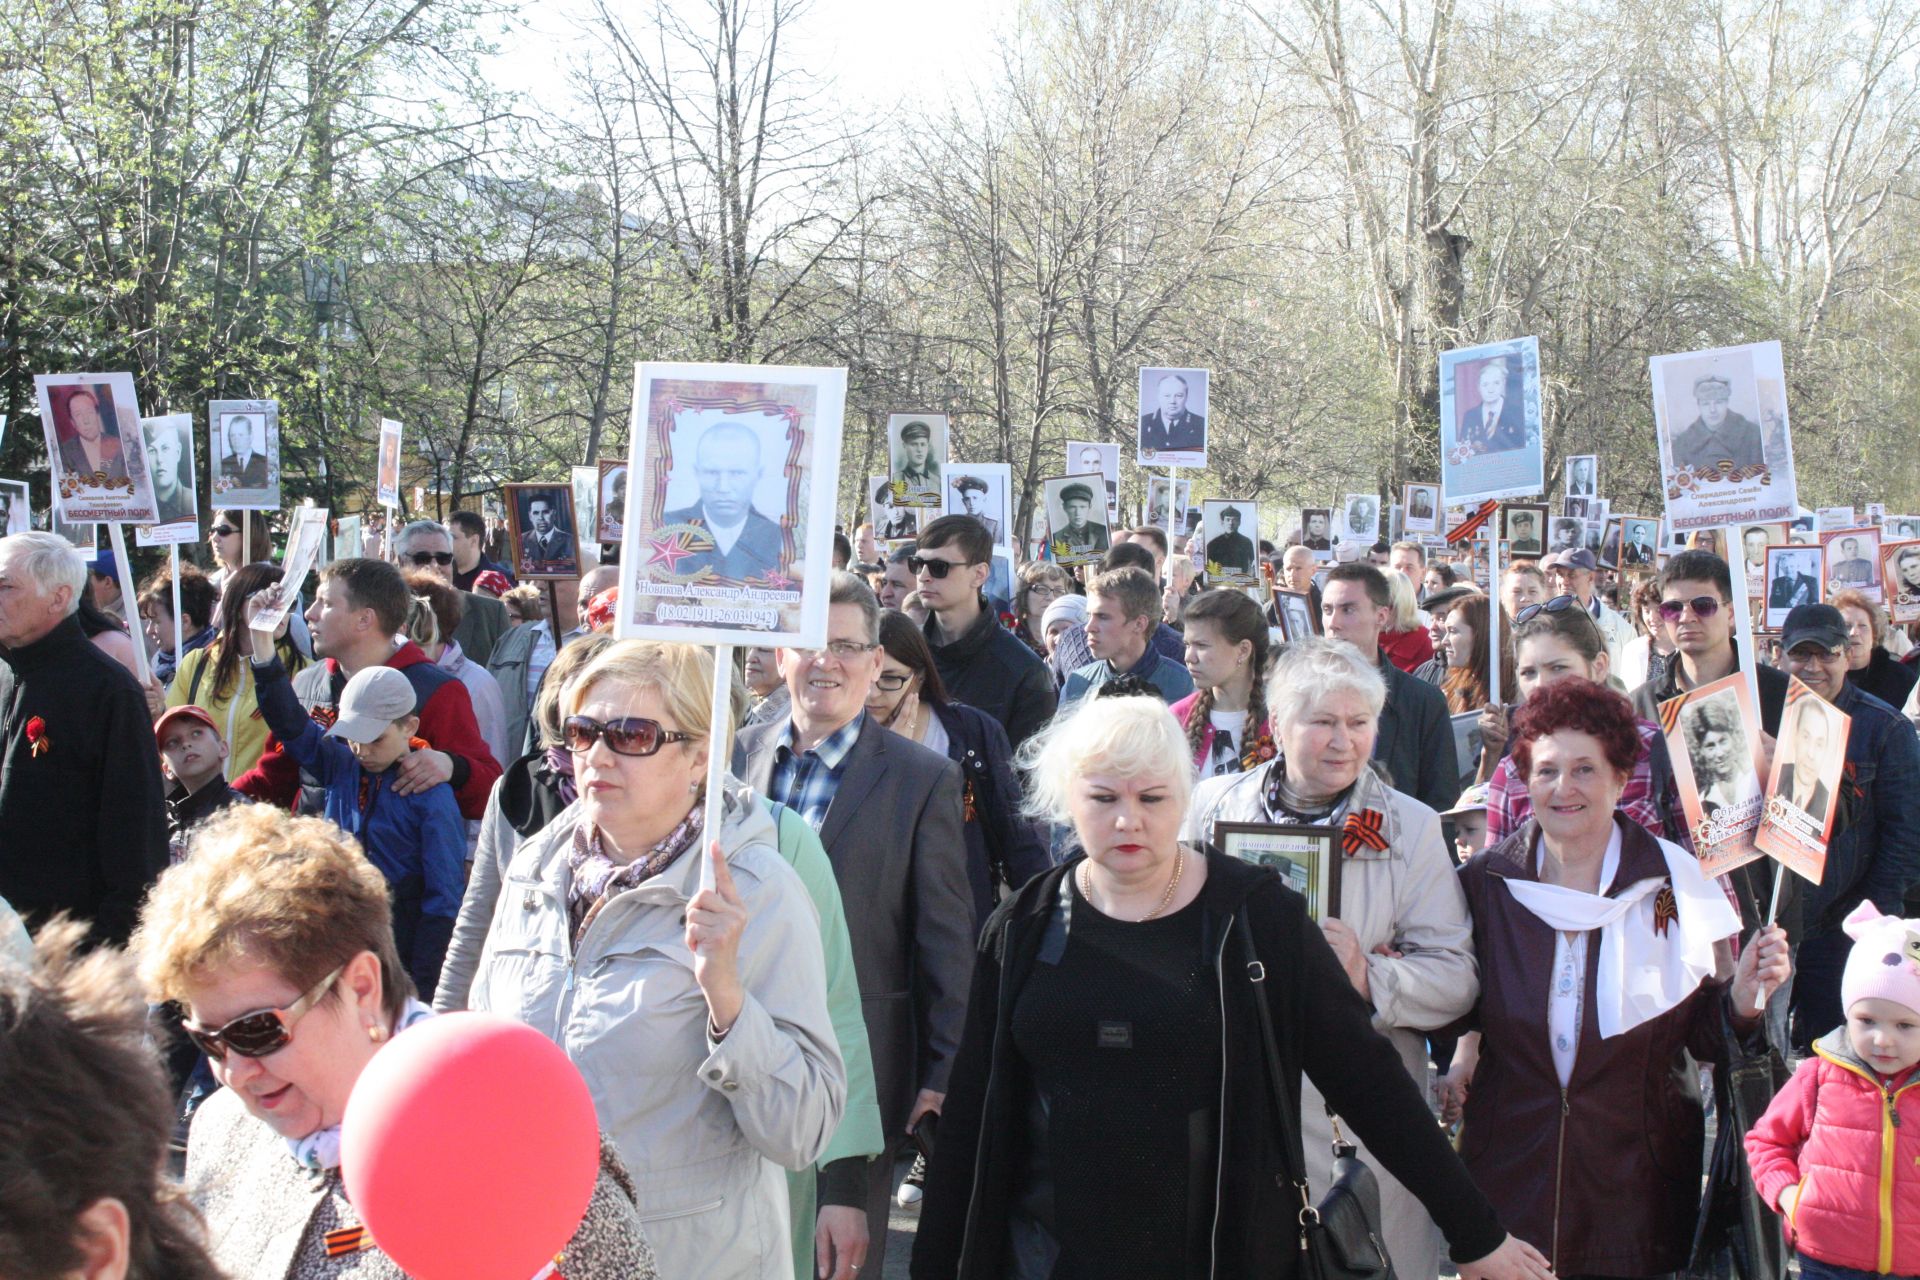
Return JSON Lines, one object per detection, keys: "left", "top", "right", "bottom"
{"left": 392, "top": 520, "right": 508, "bottom": 666}
{"left": 733, "top": 572, "right": 973, "bottom": 1276}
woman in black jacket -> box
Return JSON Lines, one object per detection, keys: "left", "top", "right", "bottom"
{"left": 910, "top": 693, "right": 1552, "bottom": 1280}
{"left": 870, "top": 609, "right": 1052, "bottom": 927}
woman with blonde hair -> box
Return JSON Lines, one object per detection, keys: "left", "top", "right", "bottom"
{"left": 132, "top": 805, "right": 657, "bottom": 1279}
{"left": 1381, "top": 567, "right": 1437, "bottom": 673}
{"left": 469, "top": 640, "right": 845, "bottom": 1279}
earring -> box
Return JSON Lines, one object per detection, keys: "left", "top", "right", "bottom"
{"left": 367, "top": 1024, "right": 388, "bottom": 1044}
{"left": 688, "top": 779, "right": 701, "bottom": 794}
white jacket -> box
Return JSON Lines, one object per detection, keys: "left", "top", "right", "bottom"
{"left": 471, "top": 786, "right": 845, "bottom": 1280}
{"left": 1186, "top": 762, "right": 1477, "bottom": 1280}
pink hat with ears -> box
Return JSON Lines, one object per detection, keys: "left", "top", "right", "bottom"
{"left": 1841, "top": 901, "right": 1920, "bottom": 1018}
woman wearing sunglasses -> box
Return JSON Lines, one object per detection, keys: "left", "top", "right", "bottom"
{"left": 205, "top": 508, "right": 270, "bottom": 593}
{"left": 162, "top": 562, "right": 307, "bottom": 777}
{"left": 131, "top": 804, "right": 660, "bottom": 1279}
{"left": 868, "top": 610, "right": 1050, "bottom": 928}
{"left": 1474, "top": 597, "right": 1687, "bottom": 848}
{"left": 469, "top": 640, "right": 845, "bottom": 1280}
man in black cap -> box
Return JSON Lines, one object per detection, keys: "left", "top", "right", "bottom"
{"left": 1205, "top": 505, "right": 1254, "bottom": 574}
{"left": 949, "top": 475, "right": 1001, "bottom": 543}
{"left": 894, "top": 418, "right": 941, "bottom": 504}
{"left": 1669, "top": 374, "right": 1765, "bottom": 471}
{"left": 1050, "top": 481, "right": 1108, "bottom": 556}
{"left": 1137, "top": 373, "right": 1206, "bottom": 455}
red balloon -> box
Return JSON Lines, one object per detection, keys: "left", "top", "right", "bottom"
{"left": 341, "top": 1012, "right": 601, "bottom": 1280}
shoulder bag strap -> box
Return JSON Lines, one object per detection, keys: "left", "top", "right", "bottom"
{"left": 1237, "top": 914, "right": 1326, "bottom": 1273}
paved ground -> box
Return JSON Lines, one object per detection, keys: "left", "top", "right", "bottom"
{"left": 882, "top": 1156, "right": 918, "bottom": 1279}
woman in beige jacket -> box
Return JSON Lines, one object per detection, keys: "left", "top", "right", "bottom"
{"left": 1186, "top": 637, "right": 1479, "bottom": 1280}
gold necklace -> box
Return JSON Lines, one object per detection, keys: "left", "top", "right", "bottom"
{"left": 1080, "top": 847, "right": 1185, "bottom": 922}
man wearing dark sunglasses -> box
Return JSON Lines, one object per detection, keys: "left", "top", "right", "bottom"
{"left": 915, "top": 515, "right": 1055, "bottom": 751}
{"left": 392, "top": 519, "right": 508, "bottom": 666}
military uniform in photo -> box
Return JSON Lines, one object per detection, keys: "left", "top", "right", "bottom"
{"left": 1051, "top": 482, "right": 1108, "bottom": 555}
{"left": 663, "top": 501, "right": 785, "bottom": 581}
{"left": 1669, "top": 375, "right": 1765, "bottom": 472}
{"left": 1138, "top": 408, "right": 1205, "bottom": 454}
{"left": 894, "top": 419, "right": 941, "bottom": 505}
{"left": 1206, "top": 508, "right": 1255, "bottom": 574}
{"left": 1769, "top": 566, "right": 1817, "bottom": 610}
{"left": 1830, "top": 548, "right": 1876, "bottom": 587}
{"left": 950, "top": 475, "right": 1001, "bottom": 544}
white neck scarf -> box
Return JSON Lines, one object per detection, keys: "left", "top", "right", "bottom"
{"left": 286, "top": 998, "right": 435, "bottom": 1171}
{"left": 1505, "top": 825, "right": 1739, "bottom": 1039}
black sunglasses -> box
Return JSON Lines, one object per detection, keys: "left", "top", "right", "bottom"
{"left": 406, "top": 551, "right": 455, "bottom": 566}
{"left": 1657, "top": 595, "right": 1723, "bottom": 622}
{"left": 909, "top": 555, "right": 976, "bottom": 578}
{"left": 209, "top": 524, "right": 238, "bottom": 538}
{"left": 1513, "top": 594, "right": 1579, "bottom": 626}
{"left": 563, "top": 715, "right": 695, "bottom": 758}
{"left": 183, "top": 965, "right": 343, "bottom": 1061}
{"left": 873, "top": 672, "right": 914, "bottom": 692}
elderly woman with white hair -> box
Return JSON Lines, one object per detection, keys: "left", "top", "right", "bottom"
{"left": 912, "top": 692, "right": 1552, "bottom": 1280}
{"left": 1184, "top": 636, "right": 1478, "bottom": 1280}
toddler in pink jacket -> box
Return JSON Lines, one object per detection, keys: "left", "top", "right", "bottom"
{"left": 1746, "top": 902, "right": 1920, "bottom": 1280}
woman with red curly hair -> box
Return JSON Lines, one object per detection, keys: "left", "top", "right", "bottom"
{"left": 1437, "top": 679, "right": 1791, "bottom": 1276}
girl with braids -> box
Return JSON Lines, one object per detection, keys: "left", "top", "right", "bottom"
{"left": 1170, "top": 589, "right": 1274, "bottom": 778}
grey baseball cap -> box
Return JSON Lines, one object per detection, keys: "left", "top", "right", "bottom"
{"left": 326, "top": 667, "right": 418, "bottom": 743}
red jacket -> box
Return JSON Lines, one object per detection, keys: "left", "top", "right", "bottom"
{"left": 234, "top": 641, "right": 500, "bottom": 820}
{"left": 1745, "top": 1028, "right": 1920, "bottom": 1274}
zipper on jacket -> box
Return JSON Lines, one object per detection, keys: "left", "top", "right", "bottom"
{"left": 1814, "top": 1044, "right": 1920, "bottom": 1274}
{"left": 1550, "top": 1088, "right": 1569, "bottom": 1271}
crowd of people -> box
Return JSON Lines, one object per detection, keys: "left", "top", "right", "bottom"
{"left": 4, "top": 495, "right": 1920, "bottom": 1280}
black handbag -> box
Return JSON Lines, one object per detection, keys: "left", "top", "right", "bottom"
{"left": 1240, "top": 924, "right": 1399, "bottom": 1280}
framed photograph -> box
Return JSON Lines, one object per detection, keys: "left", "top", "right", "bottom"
{"left": 1820, "top": 526, "right": 1882, "bottom": 602}
{"left": 333, "top": 514, "right": 364, "bottom": 560}
{"left": 1763, "top": 545, "right": 1823, "bottom": 627}
{"left": 1402, "top": 483, "right": 1440, "bottom": 535}
{"left": 1438, "top": 335, "right": 1544, "bottom": 505}
{"left": 1143, "top": 476, "right": 1191, "bottom": 534}
{"left": 253, "top": 507, "right": 331, "bottom": 635}
{"left": 1449, "top": 711, "right": 1484, "bottom": 793}
{"left": 1881, "top": 540, "right": 1920, "bottom": 624}
{"left": 206, "top": 400, "right": 281, "bottom": 511}
{"left": 34, "top": 372, "right": 159, "bottom": 524}
{"left": 1340, "top": 493, "right": 1380, "bottom": 546}
{"left": 1609, "top": 516, "right": 1659, "bottom": 570}
{"left": 617, "top": 361, "right": 845, "bottom": 647}
{"left": 506, "top": 483, "right": 580, "bottom": 580}
{"left": 596, "top": 458, "right": 629, "bottom": 545}
{"left": 870, "top": 474, "right": 922, "bottom": 542}
{"left": 1501, "top": 503, "right": 1548, "bottom": 558}
{"left": 1866, "top": 502, "right": 1886, "bottom": 527}
{"left": 1066, "top": 441, "right": 1121, "bottom": 522}
{"left": 1884, "top": 515, "right": 1920, "bottom": 542}
{"left": 0, "top": 479, "right": 28, "bottom": 537}
{"left": 1735, "top": 523, "right": 1790, "bottom": 594}
{"left": 1300, "top": 507, "right": 1334, "bottom": 560}
{"left": 1581, "top": 519, "right": 1606, "bottom": 558}
{"left": 569, "top": 465, "right": 601, "bottom": 567}
{"left": 1547, "top": 515, "right": 1584, "bottom": 557}
{"left": 1651, "top": 341, "right": 1797, "bottom": 532}
{"left": 1755, "top": 678, "right": 1850, "bottom": 885}
{"left": 1563, "top": 494, "right": 1596, "bottom": 521}
{"left": 886, "top": 412, "right": 948, "bottom": 511}
{"left": 1202, "top": 500, "right": 1260, "bottom": 586}
{"left": 1042, "top": 473, "right": 1111, "bottom": 567}
{"left": 135, "top": 414, "right": 199, "bottom": 547}
{"left": 945, "top": 462, "right": 1013, "bottom": 552}
{"left": 1273, "top": 589, "right": 1318, "bottom": 642}
{"left": 1213, "top": 822, "right": 1341, "bottom": 922}
{"left": 1136, "top": 366, "right": 1209, "bottom": 468}
{"left": 1657, "top": 675, "right": 1767, "bottom": 877}
{"left": 47, "top": 507, "right": 98, "bottom": 551}
{"left": 1565, "top": 454, "right": 1598, "bottom": 499}
{"left": 375, "top": 419, "right": 403, "bottom": 509}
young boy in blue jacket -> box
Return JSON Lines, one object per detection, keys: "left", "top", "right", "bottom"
{"left": 250, "top": 645, "right": 466, "bottom": 1000}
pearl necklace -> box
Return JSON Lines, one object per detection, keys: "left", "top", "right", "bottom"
{"left": 1080, "top": 847, "right": 1186, "bottom": 922}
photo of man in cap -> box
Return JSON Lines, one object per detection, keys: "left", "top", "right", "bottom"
{"left": 1669, "top": 373, "right": 1764, "bottom": 472}
{"left": 891, "top": 416, "right": 943, "bottom": 507}
{"left": 949, "top": 474, "right": 1002, "bottom": 544}
{"left": 1048, "top": 478, "right": 1109, "bottom": 560}
{"left": 1506, "top": 508, "right": 1543, "bottom": 556}
{"left": 1206, "top": 504, "right": 1255, "bottom": 574}
{"left": 873, "top": 480, "right": 919, "bottom": 540}
{"left": 662, "top": 420, "right": 786, "bottom": 580}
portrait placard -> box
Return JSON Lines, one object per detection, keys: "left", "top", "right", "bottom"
{"left": 1272, "top": 590, "right": 1318, "bottom": 642}
{"left": 333, "top": 514, "right": 364, "bottom": 560}
{"left": 596, "top": 458, "right": 629, "bottom": 545}
{"left": 1763, "top": 545, "right": 1822, "bottom": 627}
{"left": 569, "top": 465, "right": 600, "bottom": 566}
{"left": 1884, "top": 515, "right": 1920, "bottom": 542}
{"left": 1501, "top": 503, "right": 1548, "bottom": 558}
{"left": 1651, "top": 340, "right": 1797, "bottom": 531}
{"left": 1300, "top": 506, "right": 1334, "bottom": 561}
{"left": 1136, "top": 367, "right": 1209, "bottom": 468}
{"left": 1213, "top": 822, "right": 1341, "bottom": 922}
{"left": 1564, "top": 495, "right": 1596, "bottom": 521}
{"left": 617, "top": 361, "right": 844, "bottom": 647}
{"left": 1339, "top": 493, "right": 1380, "bottom": 547}
{"left": 1438, "top": 336, "right": 1543, "bottom": 506}
{"left": 886, "top": 412, "right": 948, "bottom": 511}
{"left": 253, "top": 506, "right": 331, "bottom": 636}
{"left": 506, "top": 483, "right": 581, "bottom": 581}
{"left": 1819, "top": 526, "right": 1882, "bottom": 603}
{"left": 1754, "top": 678, "right": 1848, "bottom": 885}
{"left": 945, "top": 463, "right": 1013, "bottom": 552}
{"left": 1736, "top": 523, "right": 1789, "bottom": 594}
{"left": 1402, "top": 483, "right": 1440, "bottom": 535}
{"left": 34, "top": 372, "right": 159, "bottom": 524}
{"left": 1547, "top": 515, "right": 1584, "bottom": 558}
{"left": 1202, "top": 500, "right": 1260, "bottom": 587}
{"left": 1564, "top": 454, "right": 1599, "bottom": 500}
{"left": 1658, "top": 675, "right": 1767, "bottom": 878}
{"left": 1144, "top": 476, "right": 1191, "bottom": 534}
{"left": 1881, "top": 540, "right": 1920, "bottom": 625}
{"left": 870, "top": 474, "right": 923, "bottom": 544}
{"left": 1450, "top": 712, "right": 1484, "bottom": 795}
{"left": 206, "top": 400, "right": 280, "bottom": 511}
{"left": 375, "top": 419, "right": 403, "bottom": 509}
{"left": 1066, "top": 441, "right": 1120, "bottom": 521}
{"left": 1042, "top": 473, "right": 1111, "bottom": 568}
{"left": 0, "top": 479, "right": 28, "bottom": 537}
{"left": 1581, "top": 520, "right": 1606, "bottom": 558}
{"left": 1867, "top": 502, "right": 1886, "bottom": 527}
{"left": 1607, "top": 516, "right": 1659, "bottom": 571}
{"left": 48, "top": 507, "right": 98, "bottom": 550}
{"left": 135, "top": 415, "right": 199, "bottom": 547}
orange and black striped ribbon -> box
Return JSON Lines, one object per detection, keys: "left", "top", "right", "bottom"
{"left": 323, "top": 1226, "right": 374, "bottom": 1258}
{"left": 1445, "top": 501, "right": 1499, "bottom": 546}
{"left": 1342, "top": 809, "right": 1388, "bottom": 855}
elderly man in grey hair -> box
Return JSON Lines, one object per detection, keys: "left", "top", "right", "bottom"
{"left": 392, "top": 518, "right": 509, "bottom": 666}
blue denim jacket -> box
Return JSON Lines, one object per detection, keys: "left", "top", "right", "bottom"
{"left": 1803, "top": 681, "right": 1920, "bottom": 937}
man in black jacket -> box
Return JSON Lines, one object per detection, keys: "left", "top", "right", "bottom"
{"left": 0, "top": 533, "right": 168, "bottom": 944}
{"left": 915, "top": 515, "right": 1056, "bottom": 751}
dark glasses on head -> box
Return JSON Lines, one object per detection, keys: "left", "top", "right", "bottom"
{"left": 406, "top": 551, "right": 455, "bottom": 566}
{"left": 1657, "top": 595, "right": 1722, "bottom": 622}
{"left": 563, "top": 715, "right": 694, "bottom": 758}
{"left": 183, "top": 965, "right": 343, "bottom": 1060}
{"left": 1513, "top": 594, "right": 1578, "bottom": 626}
{"left": 909, "top": 555, "right": 974, "bottom": 578}
{"left": 210, "top": 524, "right": 238, "bottom": 538}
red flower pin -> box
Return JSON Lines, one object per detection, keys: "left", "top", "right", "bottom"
{"left": 24, "top": 715, "right": 49, "bottom": 758}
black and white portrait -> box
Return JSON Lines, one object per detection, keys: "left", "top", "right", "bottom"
{"left": 1301, "top": 507, "right": 1333, "bottom": 559}
{"left": 1823, "top": 529, "right": 1882, "bottom": 600}
{"left": 1617, "top": 518, "right": 1658, "bottom": 568}
{"left": 1503, "top": 504, "right": 1547, "bottom": 557}
{"left": 1681, "top": 691, "right": 1759, "bottom": 816}
{"left": 1341, "top": 493, "right": 1379, "bottom": 545}
{"left": 210, "top": 402, "right": 280, "bottom": 508}
{"left": 887, "top": 413, "right": 948, "bottom": 510}
{"left": 143, "top": 415, "right": 197, "bottom": 528}
{"left": 1145, "top": 476, "right": 1191, "bottom": 533}
{"left": 1067, "top": 441, "right": 1120, "bottom": 520}
{"left": 1886, "top": 517, "right": 1920, "bottom": 542}
{"left": 871, "top": 475, "right": 921, "bottom": 541}
{"left": 1883, "top": 542, "right": 1920, "bottom": 622}
{"left": 1402, "top": 483, "right": 1440, "bottom": 535}
{"left": 1565, "top": 455, "right": 1598, "bottom": 498}
{"left": 598, "top": 460, "right": 628, "bottom": 544}
{"left": 1274, "top": 590, "right": 1317, "bottom": 642}
{"left": 1651, "top": 341, "right": 1797, "bottom": 531}
{"left": 658, "top": 419, "right": 790, "bottom": 581}
{"left": 1203, "top": 500, "right": 1259, "bottom": 583}
{"left": 1043, "top": 473, "right": 1111, "bottom": 567}
{"left": 507, "top": 484, "right": 578, "bottom": 579}
{"left": 0, "top": 480, "right": 27, "bottom": 537}
{"left": 1775, "top": 696, "right": 1842, "bottom": 828}
{"left": 1135, "top": 366, "right": 1209, "bottom": 466}
{"left": 1765, "top": 546, "right": 1822, "bottom": 627}
{"left": 945, "top": 463, "right": 1012, "bottom": 550}
{"left": 1548, "top": 517, "right": 1583, "bottom": 555}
